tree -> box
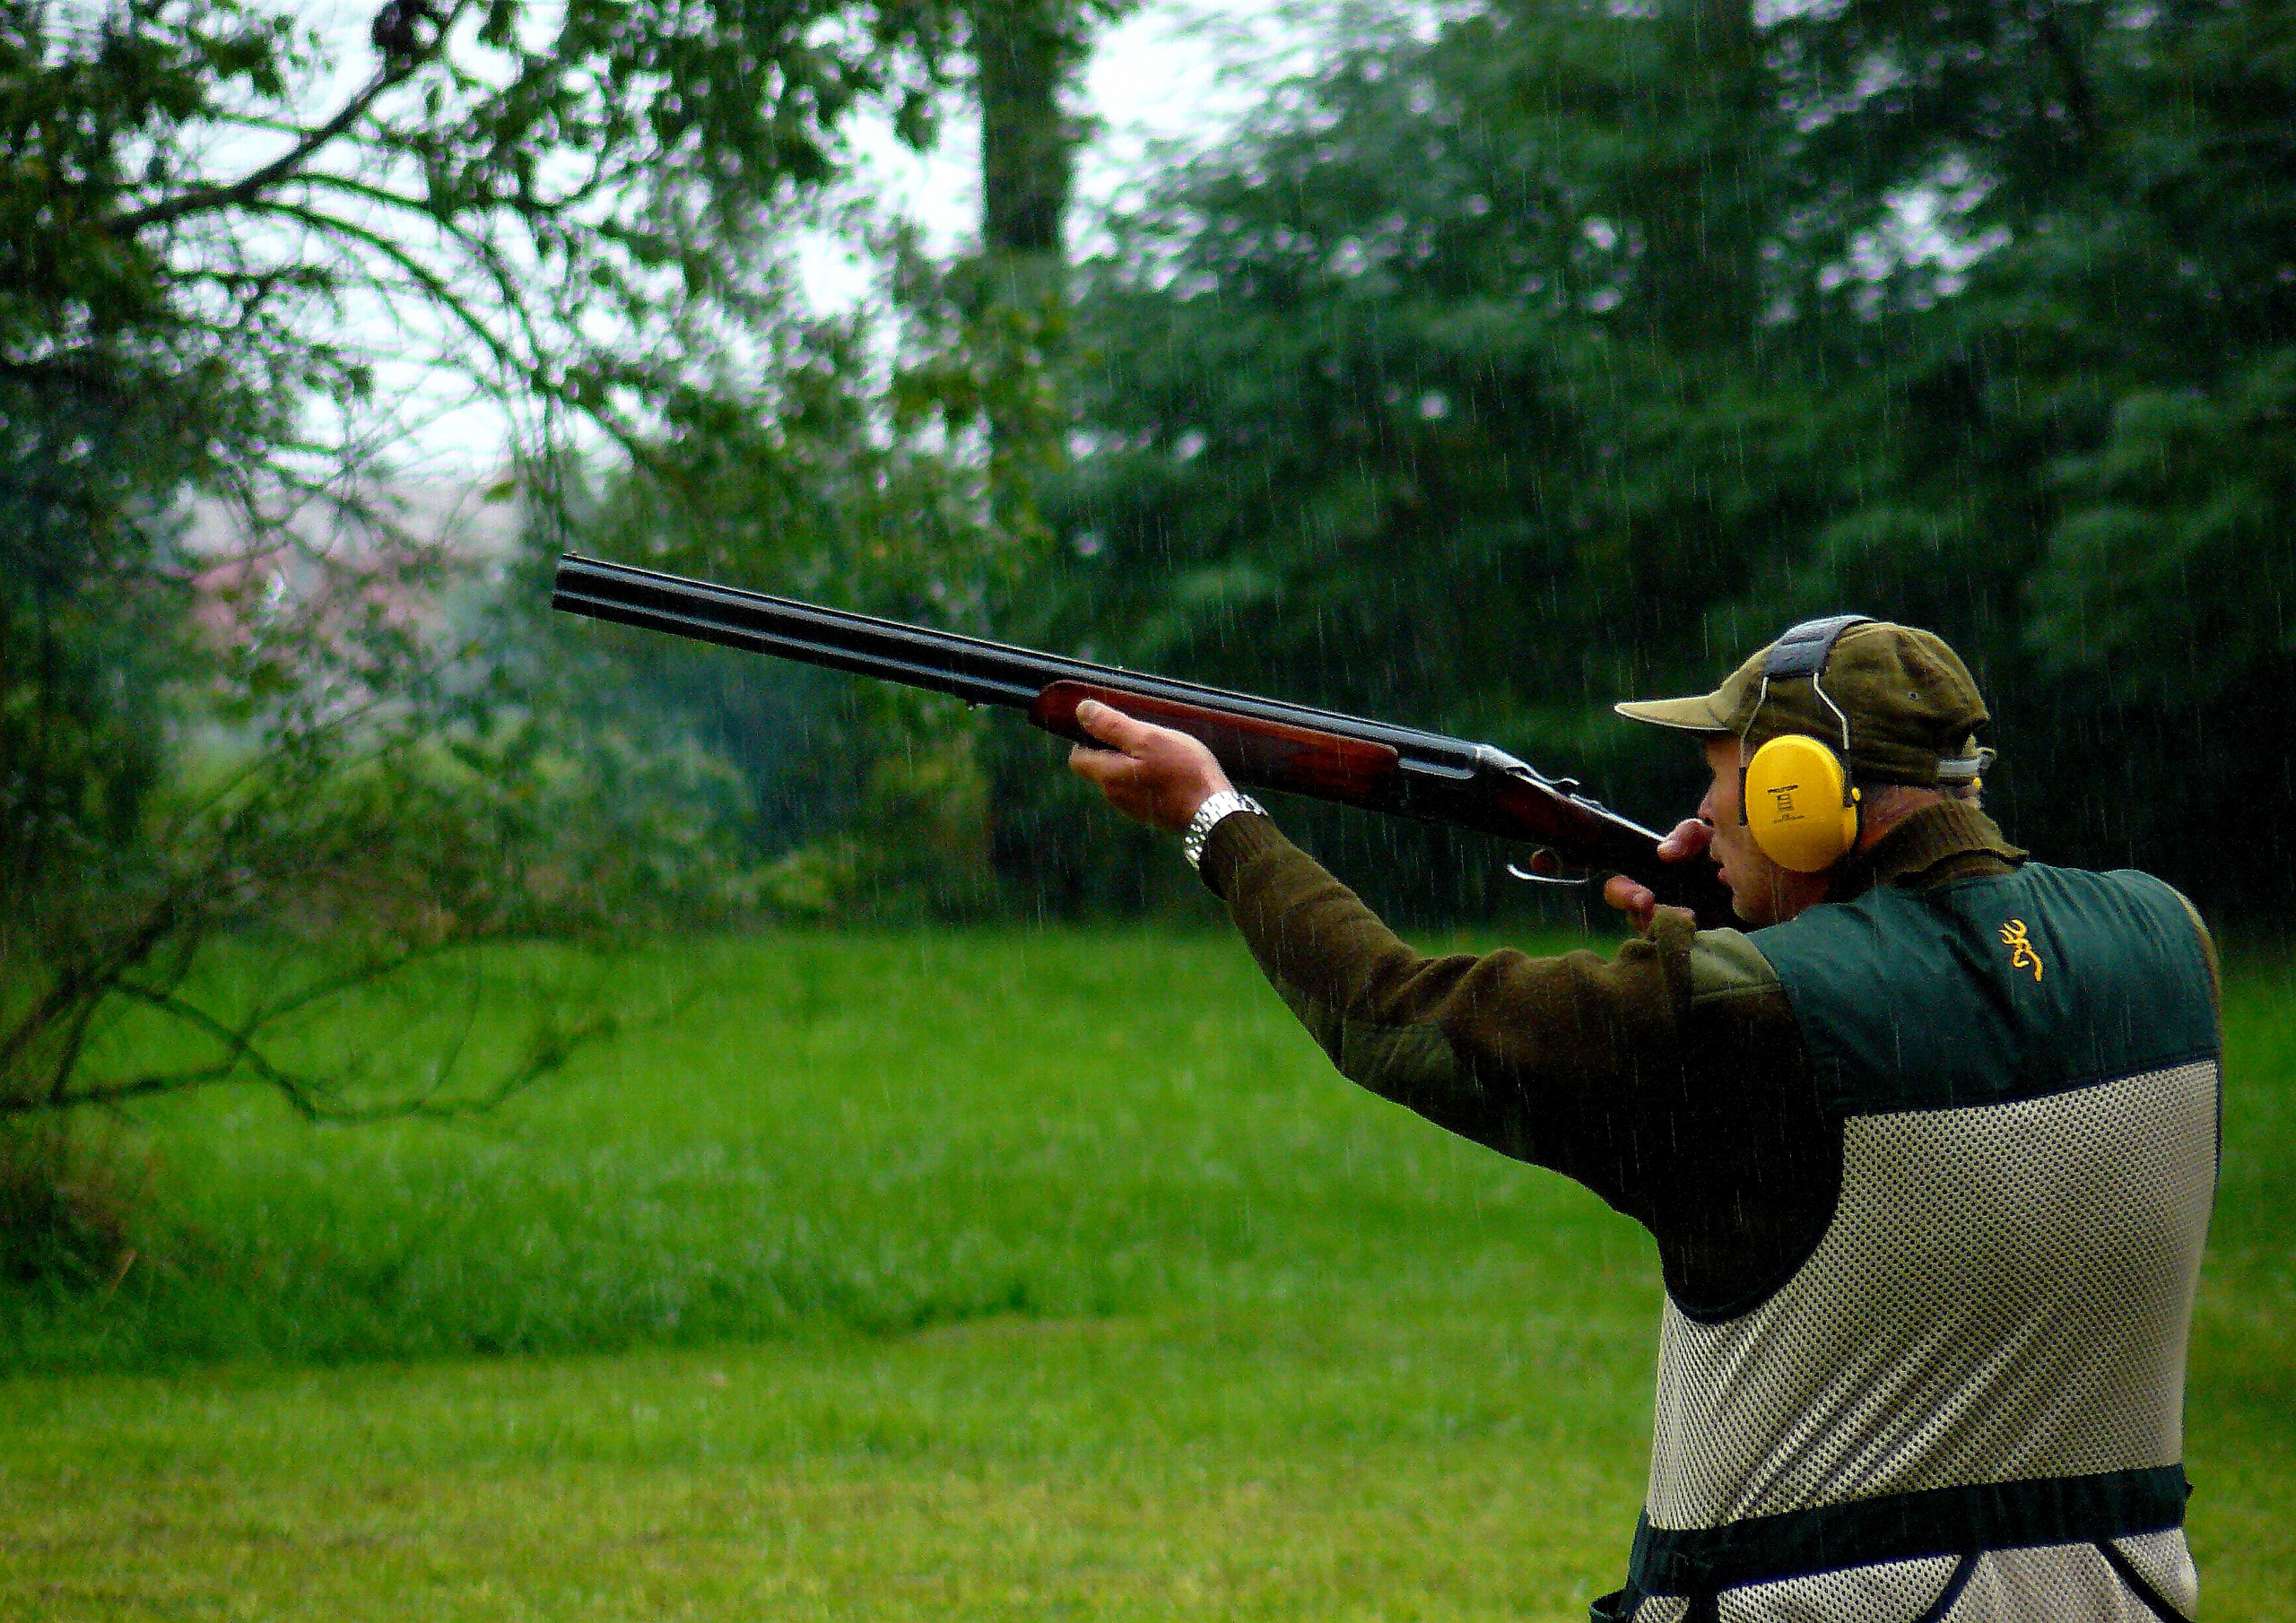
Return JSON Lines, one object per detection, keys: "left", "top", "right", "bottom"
{"left": 1009, "top": 2, "right": 1803, "bottom": 911}
{"left": 566, "top": 298, "right": 1018, "bottom": 921}
{"left": 0, "top": 0, "right": 970, "bottom": 1275}
{"left": 1029, "top": 0, "right": 2294, "bottom": 916}
{"left": 547, "top": 0, "right": 1127, "bottom": 922}
{"left": 1736, "top": 0, "right": 2296, "bottom": 893}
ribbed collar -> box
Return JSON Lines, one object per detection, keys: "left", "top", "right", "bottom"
{"left": 1831, "top": 799, "right": 2028, "bottom": 903}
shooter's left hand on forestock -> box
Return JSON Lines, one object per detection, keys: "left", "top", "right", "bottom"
{"left": 1066, "top": 699, "right": 1236, "bottom": 831}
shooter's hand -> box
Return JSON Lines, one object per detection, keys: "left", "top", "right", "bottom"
{"left": 1601, "top": 819, "right": 1712, "bottom": 934}
{"left": 1066, "top": 699, "right": 1235, "bottom": 832}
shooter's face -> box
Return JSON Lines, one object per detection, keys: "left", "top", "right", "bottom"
{"left": 1697, "top": 735, "right": 1821, "bottom": 927}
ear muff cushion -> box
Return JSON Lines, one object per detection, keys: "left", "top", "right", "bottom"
{"left": 1744, "top": 734, "right": 1860, "bottom": 872}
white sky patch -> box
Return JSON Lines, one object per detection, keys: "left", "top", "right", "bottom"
{"left": 380, "top": 0, "right": 1318, "bottom": 467}
{"left": 170, "top": 0, "right": 585, "bottom": 482}
{"left": 795, "top": 0, "right": 1316, "bottom": 311}
{"left": 190, "top": 0, "right": 1370, "bottom": 473}
{"left": 1820, "top": 158, "right": 2010, "bottom": 309}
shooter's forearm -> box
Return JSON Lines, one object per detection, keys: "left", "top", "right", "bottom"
{"left": 1198, "top": 811, "right": 1694, "bottom": 1213}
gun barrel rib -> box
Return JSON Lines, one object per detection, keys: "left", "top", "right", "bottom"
{"left": 552, "top": 553, "right": 1488, "bottom": 775}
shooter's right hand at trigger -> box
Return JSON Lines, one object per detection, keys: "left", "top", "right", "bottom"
{"left": 1601, "top": 819, "right": 1713, "bottom": 934}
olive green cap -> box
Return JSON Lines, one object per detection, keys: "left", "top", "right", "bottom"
{"left": 1614, "top": 620, "right": 1991, "bottom": 787}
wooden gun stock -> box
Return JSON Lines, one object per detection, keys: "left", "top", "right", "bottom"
{"left": 1029, "top": 681, "right": 1403, "bottom": 800}
{"left": 1028, "top": 680, "right": 1735, "bottom": 926}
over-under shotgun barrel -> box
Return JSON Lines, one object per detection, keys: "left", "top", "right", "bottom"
{"left": 550, "top": 553, "right": 1734, "bottom": 924}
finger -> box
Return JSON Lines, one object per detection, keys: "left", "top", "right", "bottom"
{"left": 1601, "top": 874, "right": 1656, "bottom": 918}
{"left": 1075, "top": 699, "right": 1154, "bottom": 755}
{"left": 1067, "top": 742, "right": 1134, "bottom": 787}
{"left": 1657, "top": 819, "right": 1714, "bottom": 860}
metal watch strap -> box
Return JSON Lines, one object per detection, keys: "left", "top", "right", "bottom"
{"left": 1182, "top": 790, "right": 1266, "bottom": 871}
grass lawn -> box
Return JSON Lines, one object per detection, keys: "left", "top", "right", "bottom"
{"left": 2, "top": 930, "right": 2291, "bottom": 1620}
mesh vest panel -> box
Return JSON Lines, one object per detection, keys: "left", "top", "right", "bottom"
{"left": 1647, "top": 1062, "right": 2216, "bottom": 1527}
{"left": 1623, "top": 866, "right": 2220, "bottom": 1621}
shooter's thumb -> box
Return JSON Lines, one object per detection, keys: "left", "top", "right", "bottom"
{"left": 1075, "top": 699, "right": 1140, "bottom": 752}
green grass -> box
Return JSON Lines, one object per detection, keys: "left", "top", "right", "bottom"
{"left": 3, "top": 933, "right": 1649, "bottom": 1367}
{"left": 0, "top": 930, "right": 2290, "bottom": 1619}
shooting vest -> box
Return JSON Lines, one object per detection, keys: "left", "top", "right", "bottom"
{"left": 1598, "top": 864, "right": 2221, "bottom": 1623}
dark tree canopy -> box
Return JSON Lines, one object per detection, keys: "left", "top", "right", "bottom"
{"left": 1022, "top": 0, "right": 2296, "bottom": 920}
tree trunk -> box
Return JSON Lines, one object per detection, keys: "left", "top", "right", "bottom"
{"left": 975, "top": 0, "right": 1076, "bottom": 262}
{"left": 964, "top": 0, "right": 1087, "bottom": 542}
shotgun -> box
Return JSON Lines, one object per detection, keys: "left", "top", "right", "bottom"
{"left": 551, "top": 553, "right": 1735, "bottom": 925}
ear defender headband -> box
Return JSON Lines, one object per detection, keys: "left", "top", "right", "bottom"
{"left": 1739, "top": 614, "right": 1872, "bottom": 873}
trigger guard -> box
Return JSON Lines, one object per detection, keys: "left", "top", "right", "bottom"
{"left": 1505, "top": 858, "right": 1593, "bottom": 887}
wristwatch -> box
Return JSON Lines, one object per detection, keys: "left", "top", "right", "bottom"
{"left": 1181, "top": 790, "right": 1267, "bottom": 871}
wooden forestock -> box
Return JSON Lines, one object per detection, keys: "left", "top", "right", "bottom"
{"left": 1031, "top": 679, "right": 1735, "bottom": 925}
{"left": 1029, "top": 681, "right": 1403, "bottom": 800}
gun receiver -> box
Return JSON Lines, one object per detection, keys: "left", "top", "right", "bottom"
{"left": 550, "top": 553, "right": 1735, "bottom": 925}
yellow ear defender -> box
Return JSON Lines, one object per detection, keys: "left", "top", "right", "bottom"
{"left": 1744, "top": 733, "right": 1862, "bottom": 872}
{"left": 1739, "top": 615, "right": 1870, "bottom": 873}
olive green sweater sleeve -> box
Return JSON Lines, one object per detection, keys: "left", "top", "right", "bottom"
{"left": 1201, "top": 810, "right": 1687, "bottom": 1208}
{"left": 1198, "top": 810, "right": 1840, "bottom": 1315}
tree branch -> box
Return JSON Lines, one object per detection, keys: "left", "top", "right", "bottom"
{"left": 0, "top": 1066, "right": 241, "bottom": 1119}
{"left": 108, "top": 65, "right": 401, "bottom": 237}
{"left": 105, "top": 0, "right": 473, "bottom": 239}
{"left": 9, "top": 974, "right": 621, "bottom": 1125}
{"left": 2032, "top": 2, "right": 2100, "bottom": 152}
{"left": 0, "top": 885, "right": 185, "bottom": 1089}
{"left": 247, "top": 200, "right": 543, "bottom": 389}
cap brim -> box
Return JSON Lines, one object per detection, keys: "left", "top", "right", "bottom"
{"left": 1613, "top": 695, "right": 1733, "bottom": 733}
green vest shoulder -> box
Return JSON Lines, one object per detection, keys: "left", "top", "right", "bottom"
{"left": 1750, "top": 864, "right": 2220, "bottom": 1117}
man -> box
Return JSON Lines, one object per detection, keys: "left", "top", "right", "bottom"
{"left": 1067, "top": 617, "right": 2219, "bottom": 1622}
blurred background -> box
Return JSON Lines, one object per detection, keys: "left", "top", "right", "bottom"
{"left": 2, "top": 0, "right": 2292, "bottom": 1616}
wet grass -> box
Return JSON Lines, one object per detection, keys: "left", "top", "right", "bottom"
{"left": 0, "top": 929, "right": 2289, "bottom": 1619}
{"left": 2, "top": 932, "right": 1625, "bottom": 1369}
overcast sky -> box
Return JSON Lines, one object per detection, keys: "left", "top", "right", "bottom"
{"left": 850, "top": 0, "right": 1306, "bottom": 258}
{"left": 326, "top": 0, "right": 1326, "bottom": 473}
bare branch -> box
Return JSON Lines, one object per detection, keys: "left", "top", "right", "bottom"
{"left": 247, "top": 201, "right": 542, "bottom": 391}
{"left": 0, "top": 887, "right": 186, "bottom": 1088}
{"left": 105, "top": 0, "right": 473, "bottom": 239}
{"left": 43, "top": 992, "right": 106, "bottom": 1108}
{"left": 245, "top": 939, "right": 468, "bottom": 1028}
{"left": 0, "top": 1066, "right": 241, "bottom": 1118}
{"left": 8, "top": 976, "right": 622, "bottom": 1126}
{"left": 109, "top": 66, "right": 400, "bottom": 238}
{"left": 2031, "top": 2, "right": 2100, "bottom": 152}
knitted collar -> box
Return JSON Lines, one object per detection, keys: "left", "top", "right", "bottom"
{"left": 1831, "top": 799, "right": 2028, "bottom": 903}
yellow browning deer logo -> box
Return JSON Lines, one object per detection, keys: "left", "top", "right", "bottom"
{"left": 1999, "top": 918, "right": 2044, "bottom": 982}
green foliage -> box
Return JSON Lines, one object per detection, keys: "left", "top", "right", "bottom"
{"left": 2037, "top": 351, "right": 2296, "bottom": 703}
{"left": 2, "top": 0, "right": 968, "bottom": 434}
{"left": 549, "top": 170, "right": 1137, "bottom": 923}
{"left": 0, "top": 0, "right": 988, "bottom": 1272}
{"left": 557, "top": 280, "right": 1023, "bottom": 920}
{"left": 0, "top": 0, "right": 979, "bottom": 936}
{"left": 1035, "top": 0, "right": 2296, "bottom": 914}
